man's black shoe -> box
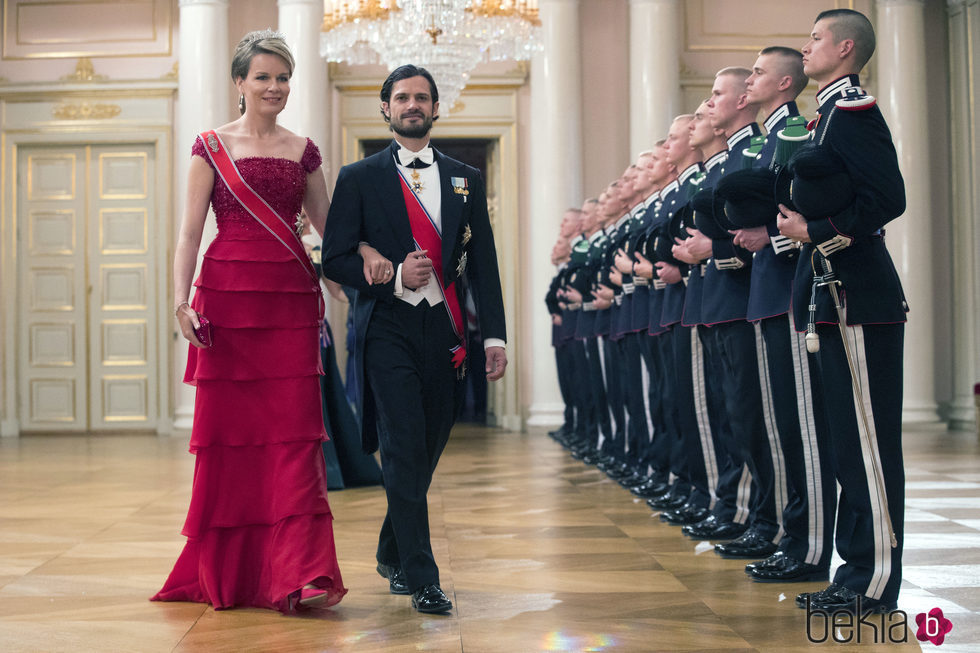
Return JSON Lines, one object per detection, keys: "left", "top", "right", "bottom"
{"left": 411, "top": 584, "right": 453, "bottom": 614}
{"left": 647, "top": 487, "right": 688, "bottom": 511}
{"left": 682, "top": 516, "right": 747, "bottom": 541}
{"left": 744, "top": 551, "right": 784, "bottom": 575}
{"left": 714, "top": 529, "right": 778, "bottom": 559}
{"left": 660, "top": 503, "right": 710, "bottom": 525}
{"left": 595, "top": 455, "right": 618, "bottom": 472}
{"left": 580, "top": 451, "right": 598, "bottom": 465}
{"left": 376, "top": 562, "right": 410, "bottom": 595}
{"left": 630, "top": 478, "right": 670, "bottom": 499}
{"left": 605, "top": 463, "right": 633, "bottom": 480}
{"left": 801, "top": 584, "right": 896, "bottom": 615}
{"left": 796, "top": 583, "right": 842, "bottom": 608}
{"left": 748, "top": 554, "right": 828, "bottom": 583}
{"left": 548, "top": 426, "right": 568, "bottom": 439}
{"left": 618, "top": 472, "right": 647, "bottom": 488}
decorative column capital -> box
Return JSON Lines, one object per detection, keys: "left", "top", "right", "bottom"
{"left": 874, "top": 0, "right": 925, "bottom": 6}
{"left": 178, "top": 0, "right": 229, "bottom": 8}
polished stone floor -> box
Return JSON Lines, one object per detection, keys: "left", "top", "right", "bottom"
{"left": 0, "top": 423, "right": 978, "bottom": 651}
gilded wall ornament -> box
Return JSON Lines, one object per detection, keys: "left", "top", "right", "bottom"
{"left": 52, "top": 102, "right": 122, "bottom": 120}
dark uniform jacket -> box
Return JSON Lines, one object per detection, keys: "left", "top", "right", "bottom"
{"left": 789, "top": 75, "right": 908, "bottom": 329}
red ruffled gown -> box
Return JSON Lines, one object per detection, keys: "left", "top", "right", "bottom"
{"left": 152, "top": 136, "right": 347, "bottom": 612}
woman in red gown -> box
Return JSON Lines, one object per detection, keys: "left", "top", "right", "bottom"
{"left": 153, "top": 30, "right": 346, "bottom": 612}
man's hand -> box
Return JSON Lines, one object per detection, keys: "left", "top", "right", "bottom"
{"left": 672, "top": 239, "right": 696, "bottom": 264}
{"left": 565, "top": 287, "right": 583, "bottom": 303}
{"left": 614, "top": 248, "right": 633, "bottom": 274}
{"left": 551, "top": 314, "right": 562, "bottom": 326}
{"left": 609, "top": 267, "right": 623, "bottom": 287}
{"left": 777, "top": 204, "right": 811, "bottom": 242}
{"left": 402, "top": 249, "right": 434, "bottom": 289}
{"left": 591, "top": 289, "right": 612, "bottom": 310}
{"left": 359, "top": 243, "right": 393, "bottom": 285}
{"left": 683, "top": 229, "right": 713, "bottom": 261}
{"left": 731, "top": 225, "right": 770, "bottom": 252}
{"left": 656, "top": 261, "right": 682, "bottom": 285}
{"left": 485, "top": 346, "right": 507, "bottom": 381}
{"left": 633, "top": 251, "right": 654, "bottom": 278}
{"left": 595, "top": 284, "right": 614, "bottom": 300}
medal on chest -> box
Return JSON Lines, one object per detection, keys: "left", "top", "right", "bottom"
{"left": 410, "top": 169, "right": 425, "bottom": 193}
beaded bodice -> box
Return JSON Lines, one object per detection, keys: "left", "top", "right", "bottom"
{"left": 192, "top": 135, "right": 321, "bottom": 239}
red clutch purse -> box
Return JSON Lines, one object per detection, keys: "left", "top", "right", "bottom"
{"left": 195, "top": 316, "right": 212, "bottom": 348}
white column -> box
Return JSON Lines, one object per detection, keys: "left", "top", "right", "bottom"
{"left": 526, "top": 0, "right": 583, "bottom": 427}
{"left": 278, "top": 0, "right": 332, "bottom": 320}
{"left": 946, "top": 0, "right": 980, "bottom": 429}
{"left": 277, "top": 0, "right": 329, "bottom": 169}
{"left": 174, "top": 0, "right": 229, "bottom": 431}
{"left": 629, "top": 0, "right": 681, "bottom": 158}
{"left": 875, "top": 0, "right": 940, "bottom": 425}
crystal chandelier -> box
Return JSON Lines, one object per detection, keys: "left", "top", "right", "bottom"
{"left": 321, "top": 1, "right": 542, "bottom": 111}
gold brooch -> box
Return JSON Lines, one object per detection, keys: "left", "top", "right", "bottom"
{"left": 462, "top": 224, "right": 472, "bottom": 246}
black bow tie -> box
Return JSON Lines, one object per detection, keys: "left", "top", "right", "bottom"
{"left": 406, "top": 158, "right": 431, "bottom": 169}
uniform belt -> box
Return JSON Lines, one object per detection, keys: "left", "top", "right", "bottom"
{"left": 633, "top": 277, "right": 650, "bottom": 286}
{"left": 623, "top": 282, "right": 635, "bottom": 294}
{"left": 652, "top": 279, "right": 667, "bottom": 290}
{"left": 614, "top": 295, "right": 623, "bottom": 305}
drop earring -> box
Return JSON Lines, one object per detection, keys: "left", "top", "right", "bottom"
{"left": 238, "top": 94, "right": 245, "bottom": 114}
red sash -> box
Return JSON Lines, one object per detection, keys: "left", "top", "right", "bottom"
{"left": 396, "top": 170, "right": 467, "bottom": 369}
{"left": 199, "top": 130, "right": 319, "bottom": 286}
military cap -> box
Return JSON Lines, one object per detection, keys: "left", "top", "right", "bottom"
{"left": 714, "top": 167, "right": 778, "bottom": 228}
{"left": 669, "top": 202, "right": 693, "bottom": 242}
{"left": 690, "top": 188, "right": 730, "bottom": 240}
{"left": 780, "top": 145, "right": 855, "bottom": 219}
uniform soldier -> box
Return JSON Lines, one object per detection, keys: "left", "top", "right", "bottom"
{"left": 673, "top": 102, "right": 745, "bottom": 542}
{"left": 653, "top": 115, "right": 718, "bottom": 526}
{"left": 780, "top": 9, "right": 907, "bottom": 615}
{"left": 697, "top": 67, "right": 782, "bottom": 560}
{"left": 547, "top": 210, "right": 590, "bottom": 449}
{"left": 629, "top": 143, "right": 676, "bottom": 499}
{"left": 725, "top": 47, "right": 839, "bottom": 583}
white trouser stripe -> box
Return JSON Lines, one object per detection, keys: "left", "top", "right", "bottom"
{"left": 792, "top": 327, "right": 825, "bottom": 565}
{"left": 849, "top": 326, "right": 891, "bottom": 599}
{"left": 756, "top": 323, "right": 787, "bottom": 542}
{"left": 595, "top": 337, "right": 610, "bottom": 450}
{"left": 691, "top": 328, "right": 719, "bottom": 508}
{"left": 639, "top": 348, "right": 653, "bottom": 472}
{"left": 734, "top": 464, "right": 753, "bottom": 524}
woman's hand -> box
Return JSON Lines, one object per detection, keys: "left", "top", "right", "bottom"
{"left": 176, "top": 303, "right": 205, "bottom": 348}
{"left": 358, "top": 243, "right": 394, "bottom": 285}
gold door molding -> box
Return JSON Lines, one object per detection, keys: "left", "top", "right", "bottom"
{"left": 1, "top": 83, "right": 174, "bottom": 436}
{"left": 13, "top": 143, "right": 159, "bottom": 432}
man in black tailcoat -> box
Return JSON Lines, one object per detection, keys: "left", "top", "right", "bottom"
{"left": 322, "top": 65, "right": 507, "bottom": 615}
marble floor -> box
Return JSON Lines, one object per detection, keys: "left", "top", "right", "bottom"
{"left": 0, "top": 423, "right": 978, "bottom": 652}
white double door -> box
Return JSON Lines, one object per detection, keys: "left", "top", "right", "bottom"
{"left": 17, "top": 142, "right": 160, "bottom": 432}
